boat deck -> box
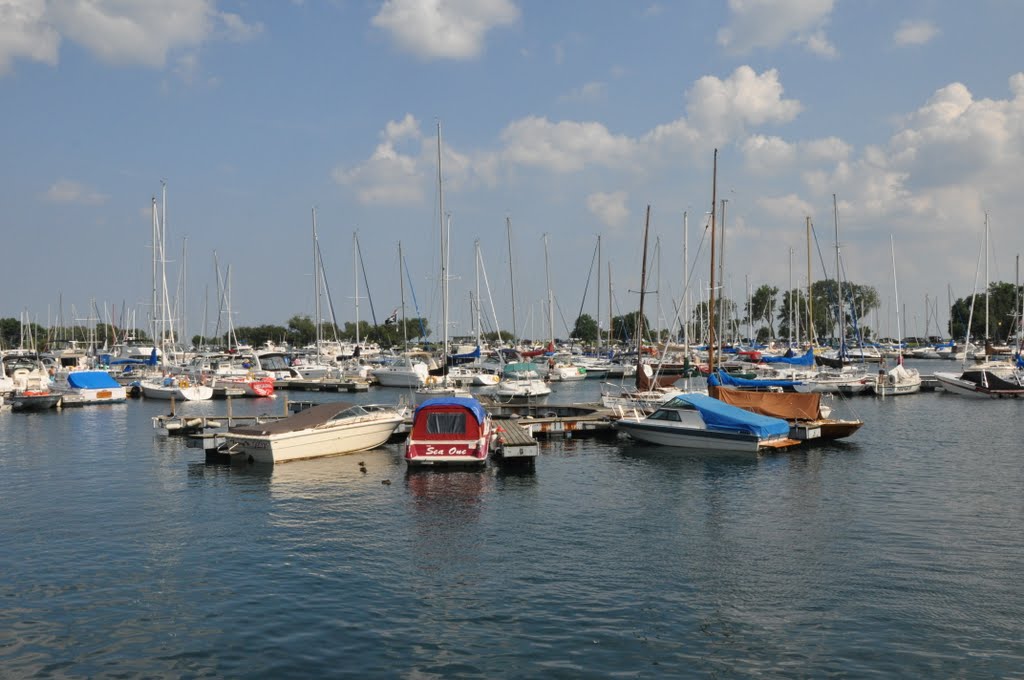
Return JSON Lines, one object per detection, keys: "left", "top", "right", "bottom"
{"left": 494, "top": 420, "right": 538, "bottom": 461}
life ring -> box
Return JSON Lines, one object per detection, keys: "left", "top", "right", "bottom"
{"left": 179, "top": 378, "right": 190, "bottom": 388}
{"left": 426, "top": 376, "right": 438, "bottom": 386}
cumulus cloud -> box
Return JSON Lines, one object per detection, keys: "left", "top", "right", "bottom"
{"left": 0, "top": 1, "right": 261, "bottom": 75}
{"left": 757, "top": 194, "right": 815, "bottom": 221}
{"left": 45, "top": 179, "right": 108, "bottom": 205}
{"left": 333, "top": 114, "right": 427, "bottom": 204}
{"left": 499, "top": 117, "right": 637, "bottom": 173}
{"left": 685, "top": 66, "right": 803, "bottom": 143}
{"left": 372, "top": 0, "right": 519, "bottom": 60}
{"left": 894, "top": 20, "right": 938, "bottom": 47}
{"left": 586, "top": 191, "right": 630, "bottom": 229}
{"left": 717, "top": 0, "right": 836, "bottom": 57}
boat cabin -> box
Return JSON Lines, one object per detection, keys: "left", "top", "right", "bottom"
{"left": 406, "top": 397, "right": 493, "bottom": 466}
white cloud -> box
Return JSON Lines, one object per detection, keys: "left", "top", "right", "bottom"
{"left": 586, "top": 191, "right": 630, "bottom": 229}
{"left": 0, "top": 0, "right": 59, "bottom": 74}
{"left": 894, "top": 20, "right": 938, "bottom": 47}
{"left": 685, "top": 66, "right": 803, "bottom": 144}
{"left": 0, "top": 1, "right": 261, "bottom": 75}
{"left": 372, "top": 0, "right": 519, "bottom": 60}
{"left": 558, "top": 81, "right": 607, "bottom": 103}
{"left": 44, "top": 179, "right": 108, "bottom": 205}
{"left": 499, "top": 117, "right": 637, "bottom": 173}
{"left": 757, "top": 194, "right": 814, "bottom": 221}
{"left": 333, "top": 114, "right": 427, "bottom": 204}
{"left": 717, "top": 0, "right": 836, "bottom": 57}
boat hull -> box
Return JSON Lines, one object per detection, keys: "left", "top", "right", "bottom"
{"left": 615, "top": 419, "right": 764, "bottom": 453}
{"left": 141, "top": 381, "right": 214, "bottom": 401}
{"left": 227, "top": 416, "right": 404, "bottom": 464}
{"left": 9, "top": 391, "right": 62, "bottom": 411}
{"left": 934, "top": 372, "right": 1024, "bottom": 398}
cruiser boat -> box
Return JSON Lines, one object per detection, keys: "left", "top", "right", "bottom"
{"left": 224, "top": 401, "right": 407, "bottom": 464}
{"left": 60, "top": 370, "right": 128, "bottom": 404}
{"left": 934, "top": 363, "right": 1024, "bottom": 398}
{"left": 406, "top": 396, "right": 495, "bottom": 467}
{"left": 615, "top": 393, "right": 798, "bottom": 453}
{"left": 2, "top": 353, "right": 62, "bottom": 411}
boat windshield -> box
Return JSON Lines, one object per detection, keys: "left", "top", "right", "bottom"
{"left": 647, "top": 409, "right": 683, "bottom": 422}
{"left": 330, "top": 405, "right": 369, "bottom": 422}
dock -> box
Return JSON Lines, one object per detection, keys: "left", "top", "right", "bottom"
{"left": 493, "top": 420, "right": 538, "bottom": 462}
{"left": 274, "top": 378, "right": 371, "bottom": 393}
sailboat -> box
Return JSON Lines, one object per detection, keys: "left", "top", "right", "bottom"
{"left": 540, "top": 234, "right": 586, "bottom": 382}
{"left": 138, "top": 185, "right": 213, "bottom": 401}
{"left": 872, "top": 235, "right": 921, "bottom": 396}
{"left": 414, "top": 121, "right": 472, "bottom": 404}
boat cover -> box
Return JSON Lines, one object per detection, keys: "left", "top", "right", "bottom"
{"left": 66, "top": 371, "right": 122, "bottom": 389}
{"left": 664, "top": 393, "right": 791, "bottom": 438}
{"left": 708, "top": 386, "right": 822, "bottom": 420}
{"left": 708, "top": 371, "right": 803, "bottom": 389}
{"left": 414, "top": 396, "right": 487, "bottom": 424}
{"left": 760, "top": 347, "right": 816, "bottom": 367}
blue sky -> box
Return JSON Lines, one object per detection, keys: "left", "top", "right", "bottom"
{"left": 3, "top": 0, "right": 1024, "bottom": 343}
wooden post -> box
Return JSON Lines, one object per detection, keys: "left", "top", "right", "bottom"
{"left": 227, "top": 395, "right": 233, "bottom": 427}
{"left": 170, "top": 394, "right": 176, "bottom": 417}
{"left": 283, "top": 395, "right": 289, "bottom": 415}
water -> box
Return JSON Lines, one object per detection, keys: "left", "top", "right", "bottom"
{"left": 2, "top": 363, "right": 1023, "bottom": 677}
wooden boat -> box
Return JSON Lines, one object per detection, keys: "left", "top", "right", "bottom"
{"left": 615, "top": 393, "right": 799, "bottom": 453}
{"left": 225, "top": 401, "right": 406, "bottom": 464}
{"left": 709, "top": 386, "right": 863, "bottom": 441}
{"left": 405, "top": 396, "right": 496, "bottom": 467}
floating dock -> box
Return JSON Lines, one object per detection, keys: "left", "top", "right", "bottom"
{"left": 493, "top": 420, "right": 538, "bottom": 462}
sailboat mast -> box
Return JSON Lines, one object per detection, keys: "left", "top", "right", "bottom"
{"left": 636, "top": 206, "right": 651, "bottom": 380}
{"left": 708, "top": 149, "right": 718, "bottom": 373}
{"left": 683, "top": 211, "right": 689, "bottom": 351}
{"left": 544, "top": 233, "right": 554, "bottom": 345}
{"left": 596, "top": 235, "right": 602, "bottom": 349}
{"left": 806, "top": 216, "right": 813, "bottom": 344}
{"left": 353, "top": 232, "right": 361, "bottom": 347}
{"left": 891, "top": 235, "right": 903, "bottom": 361}
{"left": 399, "top": 241, "right": 408, "bottom": 349}
{"left": 833, "top": 194, "right": 843, "bottom": 353}
{"left": 507, "top": 216, "right": 517, "bottom": 346}
{"left": 312, "top": 207, "right": 321, "bottom": 359}
{"left": 985, "top": 211, "right": 990, "bottom": 343}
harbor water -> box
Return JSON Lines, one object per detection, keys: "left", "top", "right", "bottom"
{"left": 2, "top": 364, "right": 1022, "bottom": 677}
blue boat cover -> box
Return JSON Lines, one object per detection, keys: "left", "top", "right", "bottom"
{"left": 66, "top": 371, "right": 121, "bottom": 389}
{"left": 664, "top": 393, "right": 790, "bottom": 438}
{"left": 761, "top": 348, "right": 816, "bottom": 366}
{"left": 450, "top": 345, "right": 481, "bottom": 360}
{"left": 415, "top": 396, "right": 487, "bottom": 424}
{"left": 708, "top": 371, "right": 803, "bottom": 389}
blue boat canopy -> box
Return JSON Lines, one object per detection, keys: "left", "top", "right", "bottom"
{"left": 663, "top": 393, "right": 791, "bottom": 438}
{"left": 708, "top": 371, "right": 802, "bottom": 389}
{"left": 66, "top": 371, "right": 121, "bottom": 390}
{"left": 761, "top": 347, "right": 816, "bottom": 367}
{"left": 414, "top": 396, "right": 487, "bottom": 424}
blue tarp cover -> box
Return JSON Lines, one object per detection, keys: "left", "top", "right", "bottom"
{"left": 761, "top": 348, "right": 816, "bottom": 367}
{"left": 708, "top": 371, "right": 802, "bottom": 389}
{"left": 415, "top": 396, "right": 487, "bottom": 424}
{"left": 66, "top": 371, "right": 121, "bottom": 390}
{"left": 664, "top": 393, "right": 790, "bottom": 438}
{"left": 450, "top": 346, "right": 481, "bottom": 360}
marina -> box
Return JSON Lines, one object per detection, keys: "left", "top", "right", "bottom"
{"left": 2, "top": 367, "right": 1023, "bottom": 676}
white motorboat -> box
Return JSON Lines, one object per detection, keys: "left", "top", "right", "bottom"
{"left": 372, "top": 352, "right": 433, "bottom": 388}
{"left": 60, "top": 370, "right": 128, "bottom": 404}
{"left": 224, "top": 401, "right": 407, "bottom": 464}
{"left": 934, "top": 364, "right": 1024, "bottom": 398}
{"left": 615, "top": 393, "right": 798, "bottom": 453}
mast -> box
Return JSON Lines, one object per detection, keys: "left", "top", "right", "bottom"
{"left": 474, "top": 239, "right": 482, "bottom": 348}
{"left": 506, "top": 216, "right": 517, "bottom": 346}
{"left": 151, "top": 196, "right": 159, "bottom": 348}
{"left": 718, "top": 198, "right": 727, "bottom": 347}
{"left": 833, "top": 194, "right": 843, "bottom": 356}
{"left": 891, "top": 235, "right": 903, "bottom": 363}
{"left": 984, "top": 211, "right": 990, "bottom": 344}
{"left": 399, "top": 241, "right": 408, "bottom": 350}
{"left": 708, "top": 149, "right": 718, "bottom": 373}
{"left": 353, "top": 232, "right": 361, "bottom": 349}
{"left": 788, "top": 246, "right": 794, "bottom": 346}
{"left": 806, "top": 216, "right": 813, "bottom": 344}
{"left": 596, "top": 235, "right": 602, "bottom": 350}
{"left": 635, "top": 205, "right": 651, "bottom": 383}
{"left": 683, "top": 211, "right": 689, "bottom": 351}
{"left": 544, "top": 233, "right": 554, "bottom": 346}
{"left": 607, "top": 262, "right": 613, "bottom": 349}
{"left": 312, "top": 207, "right": 321, "bottom": 359}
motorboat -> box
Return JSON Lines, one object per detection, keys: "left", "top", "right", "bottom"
{"left": 615, "top": 393, "right": 799, "bottom": 453}
{"left": 225, "top": 401, "right": 407, "bottom": 464}
{"left": 934, "top": 364, "right": 1024, "bottom": 398}
{"left": 405, "top": 396, "right": 495, "bottom": 467}
{"left": 487, "top": 362, "right": 551, "bottom": 404}
{"left": 60, "top": 370, "right": 128, "bottom": 404}
{"left": 2, "top": 352, "right": 62, "bottom": 411}
{"left": 372, "top": 352, "right": 433, "bottom": 388}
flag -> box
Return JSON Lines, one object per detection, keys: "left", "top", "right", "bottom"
{"left": 384, "top": 309, "right": 398, "bottom": 326}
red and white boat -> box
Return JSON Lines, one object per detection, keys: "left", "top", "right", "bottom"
{"left": 405, "top": 396, "right": 495, "bottom": 467}
{"left": 215, "top": 375, "right": 276, "bottom": 397}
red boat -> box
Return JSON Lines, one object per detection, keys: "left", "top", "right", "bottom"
{"left": 405, "top": 397, "right": 495, "bottom": 467}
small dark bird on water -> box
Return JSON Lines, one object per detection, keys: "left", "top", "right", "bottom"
{"left": 381, "top": 479, "right": 392, "bottom": 485}
{"left": 360, "top": 466, "right": 368, "bottom": 474}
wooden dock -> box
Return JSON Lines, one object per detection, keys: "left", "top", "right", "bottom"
{"left": 493, "top": 420, "right": 538, "bottom": 462}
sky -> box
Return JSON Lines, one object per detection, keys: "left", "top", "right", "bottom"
{"left": 3, "top": 0, "right": 1024, "bottom": 344}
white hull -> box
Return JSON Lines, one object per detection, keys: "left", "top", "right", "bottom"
{"left": 66, "top": 386, "right": 128, "bottom": 404}
{"left": 616, "top": 419, "right": 762, "bottom": 453}
{"left": 227, "top": 417, "right": 403, "bottom": 463}
{"left": 141, "top": 381, "right": 214, "bottom": 401}
{"left": 373, "top": 369, "right": 427, "bottom": 387}
{"left": 933, "top": 371, "right": 1024, "bottom": 398}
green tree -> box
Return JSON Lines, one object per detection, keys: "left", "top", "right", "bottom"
{"left": 571, "top": 313, "right": 599, "bottom": 343}
{"left": 287, "top": 314, "right": 317, "bottom": 346}
{"left": 610, "top": 311, "right": 650, "bottom": 344}
{"left": 949, "top": 281, "right": 1021, "bottom": 341}
{"left": 747, "top": 284, "right": 779, "bottom": 339}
